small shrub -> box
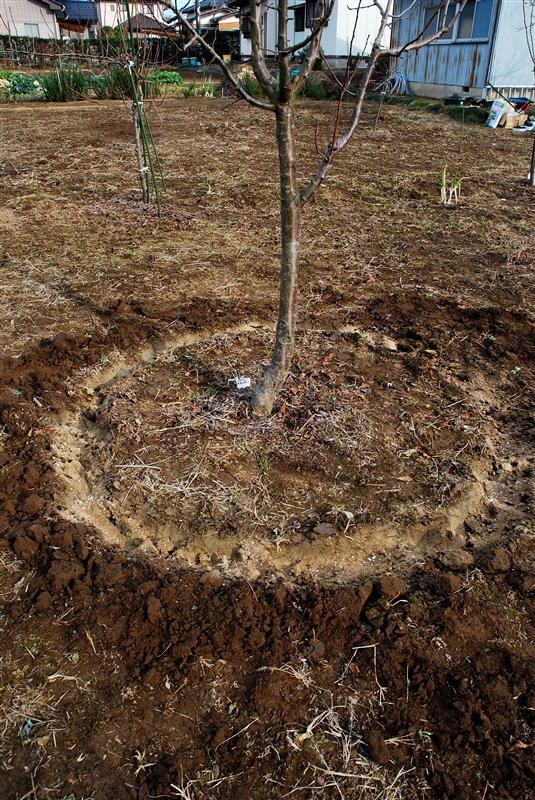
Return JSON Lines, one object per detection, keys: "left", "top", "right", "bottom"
{"left": 41, "top": 65, "right": 87, "bottom": 101}
{"left": 88, "top": 68, "right": 160, "bottom": 100}
{"left": 303, "top": 79, "right": 326, "bottom": 100}
{"left": 156, "top": 70, "right": 184, "bottom": 85}
{"left": 181, "top": 82, "right": 196, "bottom": 99}
{"left": 234, "top": 65, "right": 264, "bottom": 98}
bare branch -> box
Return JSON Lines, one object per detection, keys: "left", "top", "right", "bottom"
{"left": 278, "top": 0, "right": 292, "bottom": 103}
{"left": 298, "top": 0, "right": 392, "bottom": 204}
{"left": 281, "top": 0, "right": 335, "bottom": 56}
{"left": 523, "top": 0, "right": 535, "bottom": 66}
{"left": 159, "top": 0, "right": 276, "bottom": 110}
{"left": 249, "top": 0, "right": 279, "bottom": 100}
{"left": 292, "top": 0, "right": 335, "bottom": 95}
{"left": 390, "top": 0, "right": 420, "bottom": 21}
{"left": 321, "top": 50, "right": 360, "bottom": 98}
{"left": 383, "top": 0, "right": 469, "bottom": 58}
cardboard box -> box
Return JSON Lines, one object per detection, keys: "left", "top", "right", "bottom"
{"left": 503, "top": 112, "right": 528, "bottom": 128}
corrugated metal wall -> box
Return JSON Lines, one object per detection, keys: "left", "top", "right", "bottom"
{"left": 391, "top": 0, "right": 495, "bottom": 91}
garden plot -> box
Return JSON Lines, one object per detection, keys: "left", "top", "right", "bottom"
{"left": 1, "top": 98, "right": 535, "bottom": 800}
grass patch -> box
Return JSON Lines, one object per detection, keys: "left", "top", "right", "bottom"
{"left": 366, "top": 92, "right": 488, "bottom": 124}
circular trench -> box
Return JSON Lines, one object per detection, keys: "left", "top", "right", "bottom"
{"left": 49, "top": 297, "right": 535, "bottom": 584}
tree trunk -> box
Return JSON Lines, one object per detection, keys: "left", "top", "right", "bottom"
{"left": 251, "top": 105, "right": 300, "bottom": 415}
{"left": 530, "top": 134, "right": 535, "bottom": 187}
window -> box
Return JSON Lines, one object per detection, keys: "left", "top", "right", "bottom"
{"left": 241, "top": 11, "right": 250, "bottom": 38}
{"left": 423, "top": 1, "right": 455, "bottom": 39}
{"left": 110, "top": 4, "right": 115, "bottom": 9}
{"left": 24, "top": 23, "right": 39, "bottom": 37}
{"left": 294, "top": 5, "right": 305, "bottom": 31}
{"left": 422, "top": 0, "right": 494, "bottom": 42}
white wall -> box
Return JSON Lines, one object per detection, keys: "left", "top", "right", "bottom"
{"left": 97, "top": 1, "right": 166, "bottom": 29}
{"left": 237, "top": 0, "right": 389, "bottom": 61}
{"left": 286, "top": 0, "right": 387, "bottom": 57}
{"left": 488, "top": 0, "right": 535, "bottom": 90}
{"left": 0, "top": 0, "right": 60, "bottom": 37}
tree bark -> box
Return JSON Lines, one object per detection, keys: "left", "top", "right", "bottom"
{"left": 251, "top": 104, "right": 300, "bottom": 415}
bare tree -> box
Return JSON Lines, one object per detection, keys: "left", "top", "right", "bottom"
{"left": 163, "top": 0, "right": 466, "bottom": 414}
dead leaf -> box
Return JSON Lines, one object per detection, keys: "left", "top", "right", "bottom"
{"left": 397, "top": 476, "right": 413, "bottom": 483}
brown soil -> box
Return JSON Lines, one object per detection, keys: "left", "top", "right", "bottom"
{"left": 1, "top": 97, "right": 535, "bottom": 800}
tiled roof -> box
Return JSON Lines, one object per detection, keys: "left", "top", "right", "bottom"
{"left": 119, "top": 12, "right": 169, "bottom": 31}
{"left": 63, "top": 0, "right": 99, "bottom": 24}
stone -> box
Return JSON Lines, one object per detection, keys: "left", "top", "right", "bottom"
{"left": 381, "top": 336, "right": 398, "bottom": 351}
{"left": 313, "top": 522, "right": 337, "bottom": 536}
{"left": 199, "top": 569, "right": 223, "bottom": 588}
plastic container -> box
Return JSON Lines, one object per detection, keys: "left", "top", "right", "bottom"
{"left": 508, "top": 97, "right": 531, "bottom": 111}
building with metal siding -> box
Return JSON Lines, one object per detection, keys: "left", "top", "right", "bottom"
{"left": 391, "top": 0, "right": 535, "bottom": 100}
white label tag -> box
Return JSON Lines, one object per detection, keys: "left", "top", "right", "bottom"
{"left": 234, "top": 376, "right": 251, "bottom": 389}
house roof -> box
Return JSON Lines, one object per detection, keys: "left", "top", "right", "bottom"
{"left": 182, "top": 0, "right": 235, "bottom": 13}
{"left": 62, "top": 0, "right": 99, "bottom": 24}
{"left": 119, "top": 12, "right": 171, "bottom": 33}
{"left": 37, "top": 0, "right": 68, "bottom": 19}
{"left": 38, "top": 0, "right": 65, "bottom": 11}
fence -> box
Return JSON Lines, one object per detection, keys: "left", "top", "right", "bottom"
{"left": 0, "top": 30, "right": 240, "bottom": 69}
